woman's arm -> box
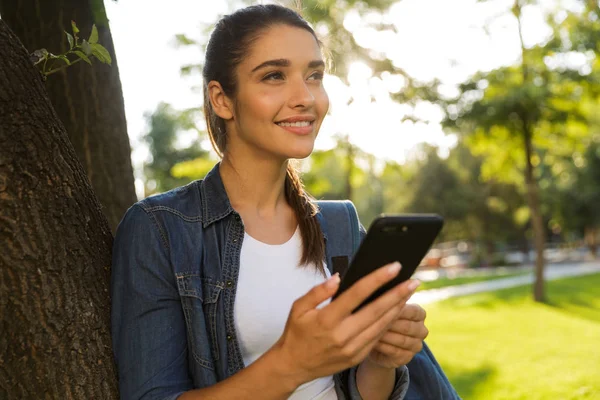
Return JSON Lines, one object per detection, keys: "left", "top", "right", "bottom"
{"left": 181, "top": 264, "right": 419, "bottom": 400}
{"left": 356, "top": 360, "right": 396, "bottom": 400}
{"left": 111, "top": 205, "right": 194, "bottom": 400}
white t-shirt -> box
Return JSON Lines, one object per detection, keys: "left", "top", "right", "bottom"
{"left": 233, "top": 227, "right": 338, "bottom": 400}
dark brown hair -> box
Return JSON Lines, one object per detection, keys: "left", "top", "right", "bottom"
{"left": 203, "top": 4, "right": 326, "bottom": 273}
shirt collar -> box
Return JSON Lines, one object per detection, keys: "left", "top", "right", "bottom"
{"left": 200, "top": 162, "right": 235, "bottom": 228}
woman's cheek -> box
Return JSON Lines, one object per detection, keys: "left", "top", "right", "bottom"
{"left": 318, "top": 88, "right": 330, "bottom": 115}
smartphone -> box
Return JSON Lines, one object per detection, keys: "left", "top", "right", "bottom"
{"left": 332, "top": 214, "right": 444, "bottom": 311}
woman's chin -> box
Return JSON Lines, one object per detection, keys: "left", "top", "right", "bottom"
{"left": 287, "top": 147, "right": 315, "bottom": 160}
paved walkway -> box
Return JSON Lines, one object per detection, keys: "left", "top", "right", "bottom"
{"left": 409, "top": 262, "right": 600, "bottom": 305}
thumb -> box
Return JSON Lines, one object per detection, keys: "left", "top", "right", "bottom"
{"left": 290, "top": 273, "right": 341, "bottom": 317}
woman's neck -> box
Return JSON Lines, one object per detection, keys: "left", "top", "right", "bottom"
{"left": 219, "top": 153, "right": 289, "bottom": 218}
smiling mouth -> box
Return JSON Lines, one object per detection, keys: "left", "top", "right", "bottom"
{"left": 276, "top": 121, "right": 313, "bottom": 127}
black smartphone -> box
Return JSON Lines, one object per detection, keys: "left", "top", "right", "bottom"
{"left": 332, "top": 214, "right": 444, "bottom": 311}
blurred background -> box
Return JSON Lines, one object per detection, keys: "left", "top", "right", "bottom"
{"left": 107, "top": 0, "right": 599, "bottom": 270}
{"left": 105, "top": 1, "right": 600, "bottom": 397}
{"left": 2, "top": 0, "right": 598, "bottom": 398}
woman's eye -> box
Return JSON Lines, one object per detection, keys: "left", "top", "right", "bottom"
{"left": 263, "top": 72, "right": 284, "bottom": 81}
{"left": 308, "top": 71, "right": 324, "bottom": 81}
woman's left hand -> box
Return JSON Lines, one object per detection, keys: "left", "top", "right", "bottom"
{"left": 366, "top": 303, "right": 429, "bottom": 369}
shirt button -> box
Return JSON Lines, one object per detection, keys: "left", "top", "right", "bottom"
{"left": 227, "top": 335, "right": 232, "bottom": 341}
{"left": 232, "top": 238, "right": 238, "bottom": 243}
{"left": 226, "top": 281, "right": 233, "bottom": 287}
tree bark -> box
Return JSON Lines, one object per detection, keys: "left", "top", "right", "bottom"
{"left": 0, "top": 0, "right": 137, "bottom": 232}
{"left": 523, "top": 124, "right": 546, "bottom": 302}
{"left": 0, "top": 20, "right": 118, "bottom": 399}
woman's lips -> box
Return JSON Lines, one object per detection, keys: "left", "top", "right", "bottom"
{"left": 276, "top": 121, "right": 314, "bottom": 135}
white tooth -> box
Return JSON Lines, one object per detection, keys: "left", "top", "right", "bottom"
{"left": 278, "top": 121, "right": 311, "bottom": 127}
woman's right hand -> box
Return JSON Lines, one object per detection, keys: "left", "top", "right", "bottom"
{"left": 271, "top": 262, "right": 419, "bottom": 388}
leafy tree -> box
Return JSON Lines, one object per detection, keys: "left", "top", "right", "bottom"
{"left": 441, "top": 0, "right": 592, "bottom": 301}
{"left": 142, "top": 103, "right": 211, "bottom": 194}
{"left": 387, "top": 143, "right": 526, "bottom": 262}
{"left": 301, "top": 136, "right": 384, "bottom": 225}
{"left": 552, "top": 138, "right": 600, "bottom": 256}
{"left": 0, "top": 0, "right": 137, "bottom": 232}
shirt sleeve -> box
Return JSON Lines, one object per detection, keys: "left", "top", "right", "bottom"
{"left": 404, "top": 342, "right": 461, "bottom": 399}
{"left": 111, "top": 204, "right": 193, "bottom": 400}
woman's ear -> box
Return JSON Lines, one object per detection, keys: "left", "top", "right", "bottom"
{"left": 208, "top": 81, "right": 234, "bottom": 120}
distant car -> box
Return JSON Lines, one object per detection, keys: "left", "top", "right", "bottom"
{"left": 440, "top": 253, "right": 471, "bottom": 268}
{"left": 421, "top": 248, "right": 442, "bottom": 268}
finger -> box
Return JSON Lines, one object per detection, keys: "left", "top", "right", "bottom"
{"left": 340, "top": 278, "right": 420, "bottom": 338}
{"left": 396, "top": 303, "right": 426, "bottom": 322}
{"left": 340, "top": 300, "right": 406, "bottom": 363}
{"left": 376, "top": 336, "right": 424, "bottom": 354}
{"left": 325, "top": 262, "right": 402, "bottom": 321}
{"left": 340, "top": 280, "right": 420, "bottom": 350}
{"left": 383, "top": 319, "right": 427, "bottom": 339}
{"left": 373, "top": 340, "right": 422, "bottom": 360}
{"left": 379, "top": 324, "right": 429, "bottom": 347}
{"left": 290, "top": 273, "right": 340, "bottom": 317}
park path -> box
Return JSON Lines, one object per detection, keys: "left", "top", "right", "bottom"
{"left": 409, "top": 261, "right": 600, "bottom": 305}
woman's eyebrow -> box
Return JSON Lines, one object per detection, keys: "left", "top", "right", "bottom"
{"left": 251, "top": 59, "right": 325, "bottom": 73}
{"left": 308, "top": 60, "right": 325, "bottom": 69}
{"left": 252, "top": 59, "right": 289, "bottom": 73}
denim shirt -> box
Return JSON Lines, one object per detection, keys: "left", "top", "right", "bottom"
{"left": 111, "top": 164, "right": 459, "bottom": 400}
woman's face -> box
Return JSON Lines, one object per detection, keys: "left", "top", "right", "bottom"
{"left": 226, "top": 24, "right": 329, "bottom": 161}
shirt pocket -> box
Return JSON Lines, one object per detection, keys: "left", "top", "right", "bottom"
{"left": 176, "top": 273, "right": 223, "bottom": 371}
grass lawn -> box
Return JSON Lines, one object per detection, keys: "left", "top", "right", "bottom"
{"left": 418, "top": 271, "right": 529, "bottom": 291}
{"left": 423, "top": 273, "right": 600, "bottom": 400}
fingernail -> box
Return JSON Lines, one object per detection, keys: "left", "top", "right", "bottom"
{"left": 326, "top": 273, "right": 340, "bottom": 288}
{"left": 408, "top": 280, "right": 421, "bottom": 291}
{"left": 387, "top": 262, "right": 401, "bottom": 275}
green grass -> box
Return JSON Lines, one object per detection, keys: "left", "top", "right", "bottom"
{"left": 417, "top": 271, "right": 529, "bottom": 291}
{"left": 424, "top": 273, "right": 600, "bottom": 400}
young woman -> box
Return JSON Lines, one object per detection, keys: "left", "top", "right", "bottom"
{"left": 111, "top": 5, "right": 459, "bottom": 400}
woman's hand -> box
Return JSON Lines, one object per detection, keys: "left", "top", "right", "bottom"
{"left": 271, "top": 262, "right": 420, "bottom": 389}
{"left": 366, "top": 303, "right": 429, "bottom": 369}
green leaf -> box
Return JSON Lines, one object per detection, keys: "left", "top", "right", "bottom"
{"left": 81, "top": 40, "right": 92, "bottom": 56}
{"left": 71, "top": 20, "right": 80, "bottom": 35}
{"left": 74, "top": 50, "right": 92, "bottom": 65}
{"left": 89, "top": 25, "right": 98, "bottom": 44}
{"left": 65, "top": 31, "right": 74, "bottom": 49}
{"left": 90, "top": 43, "right": 112, "bottom": 65}
{"left": 58, "top": 55, "right": 71, "bottom": 66}
{"left": 174, "top": 34, "right": 197, "bottom": 47}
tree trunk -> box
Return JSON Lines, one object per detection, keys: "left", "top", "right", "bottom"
{"left": 0, "top": 20, "right": 118, "bottom": 399}
{"left": 585, "top": 226, "right": 598, "bottom": 259}
{"left": 523, "top": 125, "right": 546, "bottom": 302}
{"left": 515, "top": 1, "right": 545, "bottom": 302}
{"left": 0, "top": 0, "right": 137, "bottom": 232}
{"left": 521, "top": 232, "right": 530, "bottom": 264}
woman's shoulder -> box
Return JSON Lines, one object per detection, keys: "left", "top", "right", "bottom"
{"left": 136, "top": 180, "right": 205, "bottom": 220}
{"left": 115, "top": 180, "right": 207, "bottom": 252}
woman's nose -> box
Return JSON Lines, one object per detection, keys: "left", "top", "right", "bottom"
{"left": 288, "top": 79, "right": 315, "bottom": 109}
